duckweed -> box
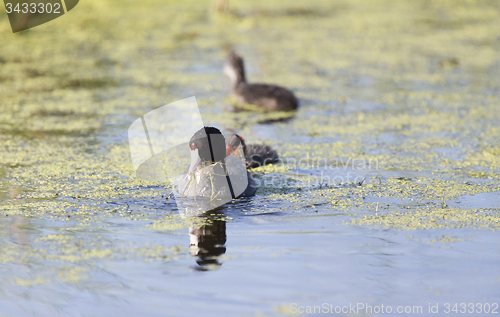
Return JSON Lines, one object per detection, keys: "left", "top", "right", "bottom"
{"left": 0, "top": 0, "right": 499, "bottom": 290}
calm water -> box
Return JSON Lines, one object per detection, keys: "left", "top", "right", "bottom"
{"left": 1, "top": 0, "right": 500, "bottom": 316}
{"left": 1, "top": 204, "right": 499, "bottom": 317}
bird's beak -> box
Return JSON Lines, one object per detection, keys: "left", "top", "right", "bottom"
{"left": 188, "top": 149, "right": 202, "bottom": 175}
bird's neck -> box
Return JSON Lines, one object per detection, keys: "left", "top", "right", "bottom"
{"left": 226, "top": 65, "right": 247, "bottom": 90}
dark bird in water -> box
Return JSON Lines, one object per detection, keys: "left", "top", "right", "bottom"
{"left": 226, "top": 134, "right": 279, "bottom": 169}
{"left": 178, "top": 127, "right": 257, "bottom": 199}
{"left": 224, "top": 51, "right": 299, "bottom": 112}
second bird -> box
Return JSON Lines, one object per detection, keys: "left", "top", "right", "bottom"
{"left": 224, "top": 51, "right": 299, "bottom": 112}
{"left": 226, "top": 134, "right": 279, "bottom": 169}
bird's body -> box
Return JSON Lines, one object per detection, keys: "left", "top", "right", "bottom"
{"left": 177, "top": 127, "right": 256, "bottom": 200}
{"left": 224, "top": 52, "right": 299, "bottom": 112}
{"left": 226, "top": 134, "right": 279, "bottom": 169}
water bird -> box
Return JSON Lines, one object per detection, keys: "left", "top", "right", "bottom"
{"left": 178, "top": 127, "right": 256, "bottom": 199}
{"left": 224, "top": 51, "right": 299, "bottom": 112}
{"left": 226, "top": 134, "right": 279, "bottom": 169}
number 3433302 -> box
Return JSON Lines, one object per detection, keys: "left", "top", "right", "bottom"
{"left": 5, "top": 2, "right": 62, "bottom": 14}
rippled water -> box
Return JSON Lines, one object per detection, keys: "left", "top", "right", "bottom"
{"left": 1, "top": 208, "right": 499, "bottom": 316}
{"left": 1, "top": 0, "right": 500, "bottom": 316}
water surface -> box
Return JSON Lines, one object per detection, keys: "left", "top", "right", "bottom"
{"left": 0, "top": 0, "right": 499, "bottom": 316}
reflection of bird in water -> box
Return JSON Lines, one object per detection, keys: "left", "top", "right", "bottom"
{"left": 1, "top": 212, "right": 31, "bottom": 267}
{"left": 224, "top": 51, "right": 299, "bottom": 112}
{"left": 226, "top": 134, "right": 279, "bottom": 169}
{"left": 189, "top": 213, "right": 226, "bottom": 270}
{"left": 177, "top": 126, "right": 257, "bottom": 200}
{"left": 3, "top": 188, "right": 30, "bottom": 248}
{"left": 6, "top": 215, "right": 30, "bottom": 247}
{"left": 214, "top": 0, "right": 229, "bottom": 12}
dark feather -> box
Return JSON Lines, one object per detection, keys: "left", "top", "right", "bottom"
{"left": 224, "top": 51, "right": 299, "bottom": 112}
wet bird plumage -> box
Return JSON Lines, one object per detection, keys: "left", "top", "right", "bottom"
{"left": 178, "top": 127, "right": 257, "bottom": 199}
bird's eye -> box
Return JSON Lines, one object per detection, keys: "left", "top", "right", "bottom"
{"left": 190, "top": 142, "right": 197, "bottom": 150}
